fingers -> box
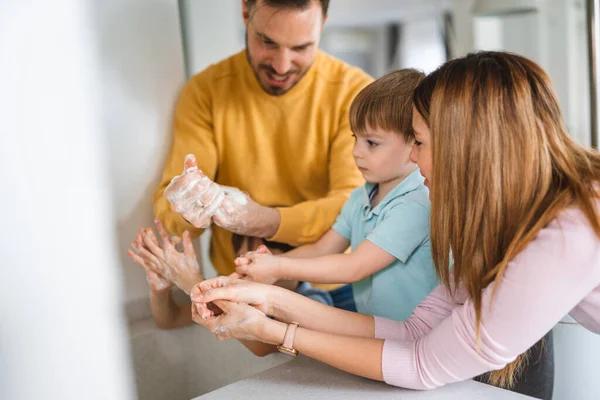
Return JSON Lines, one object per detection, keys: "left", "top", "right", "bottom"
{"left": 257, "top": 245, "right": 270, "bottom": 254}
{"left": 127, "top": 249, "right": 147, "bottom": 267}
{"left": 234, "top": 256, "right": 250, "bottom": 266}
{"left": 235, "top": 264, "right": 251, "bottom": 276}
{"left": 182, "top": 231, "right": 197, "bottom": 259}
{"left": 190, "top": 276, "right": 230, "bottom": 301}
{"left": 154, "top": 218, "right": 174, "bottom": 251}
{"left": 191, "top": 303, "right": 210, "bottom": 325}
{"left": 141, "top": 228, "right": 164, "bottom": 258}
{"left": 228, "top": 272, "right": 242, "bottom": 279}
{"left": 184, "top": 154, "right": 199, "bottom": 173}
{"left": 193, "top": 286, "right": 238, "bottom": 305}
{"left": 131, "top": 241, "right": 164, "bottom": 275}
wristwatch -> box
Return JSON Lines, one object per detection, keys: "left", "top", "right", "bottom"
{"left": 277, "top": 321, "right": 300, "bottom": 356}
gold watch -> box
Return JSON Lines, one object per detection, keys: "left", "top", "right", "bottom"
{"left": 277, "top": 321, "right": 300, "bottom": 356}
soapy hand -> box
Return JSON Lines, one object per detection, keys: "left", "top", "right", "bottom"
{"left": 127, "top": 218, "right": 203, "bottom": 294}
{"left": 191, "top": 298, "right": 268, "bottom": 342}
{"left": 164, "top": 154, "right": 226, "bottom": 229}
{"left": 128, "top": 233, "right": 174, "bottom": 293}
{"left": 190, "top": 276, "right": 274, "bottom": 317}
{"left": 164, "top": 154, "right": 251, "bottom": 230}
{"left": 234, "top": 245, "right": 281, "bottom": 285}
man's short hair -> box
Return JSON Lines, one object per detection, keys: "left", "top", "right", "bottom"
{"left": 246, "top": 0, "right": 329, "bottom": 17}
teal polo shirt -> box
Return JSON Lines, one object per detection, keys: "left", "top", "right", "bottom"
{"left": 331, "top": 169, "right": 438, "bottom": 321}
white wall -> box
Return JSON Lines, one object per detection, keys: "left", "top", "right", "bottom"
{"left": 457, "top": 0, "right": 591, "bottom": 147}
{"left": 0, "top": 1, "right": 135, "bottom": 399}
{"left": 398, "top": 17, "right": 447, "bottom": 74}
{"left": 96, "top": 0, "right": 187, "bottom": 307}
{"left": 180, "top": 0, "right": 244, "bottom": 77}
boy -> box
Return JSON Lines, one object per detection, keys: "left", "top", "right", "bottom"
{"left": 235, "top": 69, "right": 438, "bottom": 320}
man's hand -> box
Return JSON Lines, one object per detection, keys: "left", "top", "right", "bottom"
{"left": 165, "top": 153, "right": 280, "bottom": 236}
{"left": 128, "top": 218, "right": 203, "bottom": 294}
{"left": 213, "top": 194, "right": 281, "bottom": 238}
{"left": 164, "top": 154, "right": 225, "bottom": 229}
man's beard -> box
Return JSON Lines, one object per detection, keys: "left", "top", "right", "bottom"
{"left": 245, "top": 34, "right": 311, "bottom": 96}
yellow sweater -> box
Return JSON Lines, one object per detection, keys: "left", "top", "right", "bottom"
{"left": 154, "top": 50, "right": 372, "bottom": 290}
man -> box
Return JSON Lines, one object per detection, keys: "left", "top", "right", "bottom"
{"left": 131, "top": 0, "right": 372, "bottom": 339}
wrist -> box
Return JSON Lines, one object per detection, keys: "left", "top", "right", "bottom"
{"left": 182, "top": 272, "right": 205, "bottom": 295}
{"left": 268, "top": 284, "right": 289, "bottom": 320}
{"left": 149, "top": 285, "right": 173, "bottom": 295}
{"left": 257, "top": 206, "right": 280, "bottom": 238}
{"left": 274, "top": 257, "right": 289, "bottom": 281}
{"left": 259, "top": 317, "right": 288, "bottom": 346}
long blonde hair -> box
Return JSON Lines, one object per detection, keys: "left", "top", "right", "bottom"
{"left": 413, "top": 51, "right": 600, "bottom": 387}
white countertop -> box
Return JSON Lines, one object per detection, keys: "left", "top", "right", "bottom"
{"left": 193, "top": 355, "right": 533, "bottom": 399}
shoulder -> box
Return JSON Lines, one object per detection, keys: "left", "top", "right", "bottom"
{"left": 387, "top": 186, "right": 431, "bottom": 214}
{"left": 540, "top": 203, "right": 600, "bottom": 255}
{"left": 313, "top": 51, "right": 373, "bottom": 94}
{"left": 186, "top": 51, "right": 244, "bottom": 91}
{"left": 345, "top": 185, "right": 368, "bottom": 206}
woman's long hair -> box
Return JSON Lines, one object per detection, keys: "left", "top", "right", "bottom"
{"left": 413, "top": 51, "right": 600, "bottom": 387}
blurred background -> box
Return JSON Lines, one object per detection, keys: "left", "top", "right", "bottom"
{"left": 1, "top": 1, "right": 598, "bottom": 400}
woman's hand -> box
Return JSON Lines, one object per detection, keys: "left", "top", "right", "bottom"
{"left": 127, "top": 218, "right": 203, "bottom": 294}
{"left": 190, "top": 276, "right": 279, "bottom": 317}
{"left": 191, "top": 299, "right": 277, "bottom": 343}
{"left": 234, "top": 245, "right": 282, "bottom": 285}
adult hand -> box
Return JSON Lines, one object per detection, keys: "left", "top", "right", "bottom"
{"left": 164, "top": 154, "right": 225, "bottom": 229}
{"left": 191, "top": 299, "right": 271, "bottom": 342}
{"left": 234, "top": 245, "right": 281, "bottom": 285}
{"left": 190, "top": 276, "right": 277, "bottom": 317}
{"left": 128, "top": 218, "right": 203, "bottom": 294}
{"left": 212, "top": 192, "right": 277, "bottom": 237}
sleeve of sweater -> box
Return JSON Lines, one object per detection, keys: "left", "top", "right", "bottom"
{"left": 380, "top": 207, "right": 600, "bottom": 390}
{"left": 374, "top": 283, "right": 464, "bottom": 341}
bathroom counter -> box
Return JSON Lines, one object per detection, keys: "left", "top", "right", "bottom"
{"left": 193, "top": 355, "right": 533, "bottom": 399}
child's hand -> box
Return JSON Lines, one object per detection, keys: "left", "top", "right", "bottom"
{"left": 234, "top": 245, "right": 281, "bottom": 285}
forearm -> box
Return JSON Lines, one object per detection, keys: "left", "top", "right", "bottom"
{"left": 149, "top": 289, "right": 193, "bottom": 329}
{"left": 251, "top": 206, "right": 281, "bottom": 238}
{"left": 283, "top": 242, "right": 323, "bottom": 259}
{"left": 270, "top": 286, "right": 374, "bottom": 338}
{"left": 261, "top": 319, "right": 383, "bottom": 382}
{"left": 278, "top": 254, "right": 361, "bottom": 284}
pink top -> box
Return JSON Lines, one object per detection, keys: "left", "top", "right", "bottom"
{"left": 375, "top": 204, "right": 600, "bottom": 390}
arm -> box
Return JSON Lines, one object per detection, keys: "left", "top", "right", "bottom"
{"left": 282, "top": 229, "right": 351, "bottom": 259}
{"left": 149, "top": 289, "right": 193, "bottom": 329}
{"left": 196, "top": 208, "right": 600, "bottom": 390}
{"left": 377, "top": 209, "right": 600, "bottom": 389}
{"left": 243, "top": 240, "right": 396, "bottom": 284}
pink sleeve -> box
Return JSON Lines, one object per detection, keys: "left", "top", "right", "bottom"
{"left": 374, "top": 283, "right": 464, "bottom": 341}
{"left": 381, "top": 208, "right": 600, "bottom": 390}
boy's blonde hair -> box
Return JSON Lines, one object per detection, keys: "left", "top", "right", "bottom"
{"left": 350, "top": 69, "right": 425, "bottom": 142}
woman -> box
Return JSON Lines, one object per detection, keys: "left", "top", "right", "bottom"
{"left": 190, "top": 51, "right": 600, "bottom": 392}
